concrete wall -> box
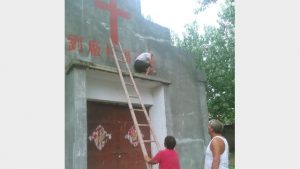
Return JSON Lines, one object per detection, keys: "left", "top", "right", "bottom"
{"left": 65, "top": 68, "right": 88, "bottom": 169}
{"left": 65, "top": 0, "right": 170, "bottom": 66}
{"left": 149, "top": 42, "right": 210, "bottom": 169}
{"left": 65, "top": 0, "right": 210, "bottom": 169}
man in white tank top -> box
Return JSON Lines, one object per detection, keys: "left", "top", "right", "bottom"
{"left": 134, "top": 52, "right": 156, "bottom": 75}
{"left": 204, "top": 119, "right": 229, "bottom": 169}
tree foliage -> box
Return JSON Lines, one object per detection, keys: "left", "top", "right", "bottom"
{"left": 194, "top": 0, "right": 218, "bottom": 13}
{"left": 174, "top": 0, "right": 235, "bottom": 124}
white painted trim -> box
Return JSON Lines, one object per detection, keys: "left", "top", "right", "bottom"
{"left": 149, "top": 86, "right": 167, "bottom": 167}
{"left": 86, "top": 76, "right": 154, "bottom": 105}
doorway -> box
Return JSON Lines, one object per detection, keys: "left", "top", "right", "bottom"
{"left": 87, "top": 101, "right": 151, "bottom": 169}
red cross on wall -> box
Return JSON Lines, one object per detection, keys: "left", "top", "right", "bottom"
{"left": 95, "top": 0, "right": 130, "bottom": 44}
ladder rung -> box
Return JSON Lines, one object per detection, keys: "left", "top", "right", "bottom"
{"left": 121, "top": 71, "right": 129, "bottom": 75}
{"left": 129, "top": 95, "right": 139, "bottom": 98}
{"left": 118, "top": 59, "right": 126, "bottom": 63}
{"left": 143, "top": 140, "right": 156, "bottom": 143}
{"left": 138, "top": 124, "right": 149, "bottom": 126}
{"left": 125, "top": 82, "right": 134, "bottom": 86}
{"left": 113, "top": 45, "right": 121, "bottom": 51}
{"left": 133, "top": 108, "right": 144, "bottom": 112}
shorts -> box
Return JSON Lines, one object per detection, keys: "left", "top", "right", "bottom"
{"left": 134, "top": 60, "right": 150, "bottom": 73}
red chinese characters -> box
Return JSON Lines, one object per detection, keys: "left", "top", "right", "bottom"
{"left": 66, "top": 34, "right": 132, "bottom": 64}
{"left": 67, "top": 34, "right": 83, "bottom": 53}
{"left": 124, "top": 49, "right": 131, "bottom": 64}
{"left": 88, "top": 40, "right": 101, "bottom": 57}
{"left": 106, "top": 43, "right": 112, "bottom": 61}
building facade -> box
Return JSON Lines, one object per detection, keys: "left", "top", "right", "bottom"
{"left": 65, "top": 0, "right": 210, "bottom": 169}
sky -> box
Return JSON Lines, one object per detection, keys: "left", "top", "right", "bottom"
{"left": 140, "top": 0, "right": 223, "bottom": 38}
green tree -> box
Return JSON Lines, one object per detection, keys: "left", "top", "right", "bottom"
{"left": 175, "top": 0, "right": 235, "bottom": 124}
{"left": 195, "top": 0, "right": 218, "bottom": 13}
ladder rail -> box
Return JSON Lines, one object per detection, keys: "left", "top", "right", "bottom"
{"left": 109, "top": 39, "right": 152, "bottom": 169}
{"left": 118, "top": 41, "right": 161, "bottom": 150}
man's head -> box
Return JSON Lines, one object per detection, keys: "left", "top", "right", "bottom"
{"left": 164, "top": 136, "right": 176, "bottom": 149}
{"left": 208, "top": 119, "right": 224, "bottom": 134}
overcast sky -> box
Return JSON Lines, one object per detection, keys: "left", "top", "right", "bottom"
{"left": 140, "top": 0, "right": 223, "bottom": 37}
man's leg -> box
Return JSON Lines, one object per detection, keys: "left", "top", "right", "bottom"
{"left": 151, "top": 67, "right": 156, "bottom": 75}
{"left": 145, "top": 66, "right": 151, "bottom": 76}
{"left": 146, "top": 66, "right": 156, "bottom": 75}
{"left": 135, "top": 60, "right": 147, "bottom": 73}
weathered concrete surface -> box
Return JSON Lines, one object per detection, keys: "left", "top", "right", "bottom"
{"left": 65, "top": 0, "right": 209, "bottom": 169}
{"left": 65, "top": 68, "right": 87, "bottom": 169}
{"left": 65, "top": 0, "right": 171, "bottom": 67}
{"left": 147, "top": 41, "right": 210, "bottom": 169}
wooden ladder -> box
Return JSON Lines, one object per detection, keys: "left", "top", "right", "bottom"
{"left": 109, "top": 38, "right": 162, "bottom": 169}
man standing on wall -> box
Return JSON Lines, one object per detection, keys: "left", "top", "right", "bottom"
{"left": 134, "top": 52, "right": 156, "bottom": 76}
{"left": 205, "top": 119, "right": 229, "bottom": 169}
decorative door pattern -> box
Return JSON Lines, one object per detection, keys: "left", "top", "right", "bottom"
{"left": 88, "top": 124, "right": 112, "bottom": 150}
{"left": 125, "top": 126, "right": 144, "bottom": 147}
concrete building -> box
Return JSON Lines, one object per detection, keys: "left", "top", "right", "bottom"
{"left": 65, "top": 0, "right": 210, "bottom": 169}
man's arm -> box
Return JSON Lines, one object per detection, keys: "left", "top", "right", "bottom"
{"left": 145, "top": 56, "right": 156, "bottom": 75}
{"left": 149, "top": 56, "right": 156, "bottom": 70}
{"left": 210, "top": 138, "right": 225, "bottom": 169}
{"left": 144, "top": 155, "right": 158, "bottom": 165}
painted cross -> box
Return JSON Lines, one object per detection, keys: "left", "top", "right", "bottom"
{"left": 95, "top": 0, "right": 131, "bottom": 44}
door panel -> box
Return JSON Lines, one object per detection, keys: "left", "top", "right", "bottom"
{"left": 87, "top": 101, "right": 151, "bottom": 169}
